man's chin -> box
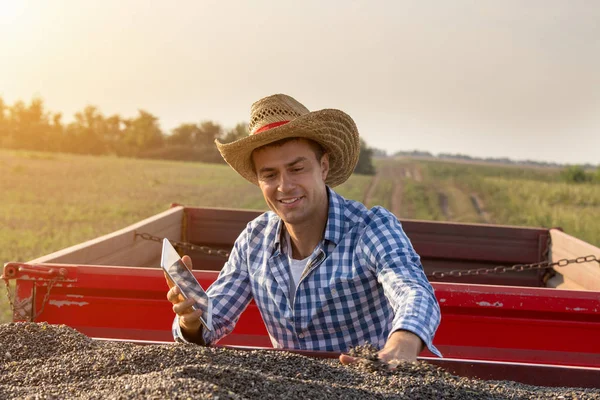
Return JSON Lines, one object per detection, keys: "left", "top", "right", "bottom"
{"left": 277, "top": 210, "right": 305, "bottom": 225}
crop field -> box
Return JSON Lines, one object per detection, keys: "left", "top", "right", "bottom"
{"left": 1, "top": 149, "right": 598, "bottom": 322}
{"left": 369, "top": 158, "right": 600, "bottom": 248}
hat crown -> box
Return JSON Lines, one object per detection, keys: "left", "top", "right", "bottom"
{"left": 249, "top": 94, "right": 310, "bottom": 135}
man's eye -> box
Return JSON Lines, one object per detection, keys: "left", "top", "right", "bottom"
{"left": 292, "top": 167, "right": 303, "bottom": 172}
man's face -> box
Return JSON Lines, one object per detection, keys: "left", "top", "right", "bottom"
{"left": 252, "top": 139, "right": 330, "bottom": 227}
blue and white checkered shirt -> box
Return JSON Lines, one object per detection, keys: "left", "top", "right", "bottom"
{"left": 173, "top": 187, "right": 441, "bottom": 356}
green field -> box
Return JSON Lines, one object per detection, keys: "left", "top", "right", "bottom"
{"left": 1, "top": 149, "right": 598, "bottom": 322}
{"left": 369, "top": 158, "right": 600, "bottom": 247}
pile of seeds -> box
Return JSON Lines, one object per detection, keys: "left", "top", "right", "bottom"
{"left": 0, "top": 322, "right": 598, "bottom": 399}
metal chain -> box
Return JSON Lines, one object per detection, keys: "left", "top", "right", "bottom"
{"left": 3, "top": 278, "right": 16, "bottom": 316}
{"left": 540, "top": 234, "right": 553, "bottom": 285}
{"left": 134, "top": 231, "right": 599, "bottom": 278}
{"left": 32, "top": 276, "right": 61, "bottom": 321}
{"left": 134, "top": 232, "right": 231, "bottom": 259}
{"left": 429, "top": 255, "right": 599, "bottom": 279}
{"left": 2, "top": 275, "right": 62, "bottom": 321}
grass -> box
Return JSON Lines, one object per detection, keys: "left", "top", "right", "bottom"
{"left": 335, "top": 174, "right": 373, "bottom": 204}
{"left": 0, "top": 149, "right": 373, "bottom": 264}
{"left": 406, "top": 159, "right": 600, "bottom": 245}
{"left": 474, "top": 177, "right": 600, "bottom": 245}
{"left": 1, "top": 150, "right": 599, "bottom": 323}
{"left": 362, "top": 157, "right": 600, "bottom": 246}
{"left": 364, "top": 176, "right": 394, "bottom": 210}
{"left": 1, "top": 151, "right": 255, "bottom": 263}
{"left": 402, "top": 180, "right": 446, "bottom": 221}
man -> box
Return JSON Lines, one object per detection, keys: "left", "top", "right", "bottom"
{"left": 167, "top": 94, "right": 441, "bottom": 365}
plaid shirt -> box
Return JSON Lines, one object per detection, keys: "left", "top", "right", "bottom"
{"left": 173, "top": 188, "right": 441, "bottom": 356}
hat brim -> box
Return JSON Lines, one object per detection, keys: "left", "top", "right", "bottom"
{"left": 215, "top": 109, "right": 360, "bottom": 187}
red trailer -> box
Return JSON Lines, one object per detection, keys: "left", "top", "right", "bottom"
{"left": 3, "top": 205, "right": 600, "bottom": 388}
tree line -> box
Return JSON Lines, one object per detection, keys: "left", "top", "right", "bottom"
{"left": 393, "top": 150, "right": 599, "bottom": 183}
{"left": 393, "top": 149, "right": 598, "bottom": 170}
{"left": 0, "top": 96, "right": 376, "bottom": 175}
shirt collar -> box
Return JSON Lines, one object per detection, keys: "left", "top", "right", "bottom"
{"left": 323, "top": 186, "right": 344, "bottom": 246}
{"left": 273, "top": 217, "right": 285, "bottom": 255}
{"left": 271, "top": 186, "right": 345, "bottom": 255}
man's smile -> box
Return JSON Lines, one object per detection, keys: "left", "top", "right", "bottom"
{"left": 278, "top": 196, "right": 304, "bottom": 205}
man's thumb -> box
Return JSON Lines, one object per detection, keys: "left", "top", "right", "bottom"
{"left": 182, "top": 255, "right": 193, "bottom": 271}
{"left": 339, "top": 354, "right": 359, "bottom": 365}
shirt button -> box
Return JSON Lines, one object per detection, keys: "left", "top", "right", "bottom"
{"left": 298, "top": 333, "right": 304, "bottom": 339}
{"left": 332, "top": 289, "right": 337, "bottom": 294}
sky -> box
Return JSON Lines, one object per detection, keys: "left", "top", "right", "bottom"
{"left": 1, "top": 0, "right": 599, "bottom": 165}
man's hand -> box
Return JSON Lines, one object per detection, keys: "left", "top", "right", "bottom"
{"left": 165, "top": 255, "right": 204, "bottom": 343}
{"left": 339, "top": 330, "right": 423, "bottom": 368}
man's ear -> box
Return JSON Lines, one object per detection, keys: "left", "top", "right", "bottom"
{"left": 320, "top": 153, "right": 330, "bottom": 181}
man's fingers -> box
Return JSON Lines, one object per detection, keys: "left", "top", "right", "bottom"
{"left": 182, "top": 255, "right": 193, "bottom": 271}
{"left": 339, "top": 354, "right": 359, "bottom": 365}
{"left": 386, "top": 359, "right": 403, "bottom": 370}
{"left": 180, "top": 308, "right": 203, "bottom": 325}
{"left": 339, "top": 354, "right": 402, "bottom": 371}
{"left": 167, "top": 286, "right": 190, "bottom": 305}
{"left": 166, "top": 286, "right": 181, "bottom": 303}
{"left": 172, "top": 297, "right": 197, "bottom": 316}
{"left": 377, "top": 352, "right": 411, "bottom": 370}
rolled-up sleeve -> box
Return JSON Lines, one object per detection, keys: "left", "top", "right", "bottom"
{"left": 360, "top": 209, "right": 442, "bottom": 357}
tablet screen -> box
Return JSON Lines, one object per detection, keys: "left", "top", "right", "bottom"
{"left": 161, "top": 239, "right": 212, "bottom": 331}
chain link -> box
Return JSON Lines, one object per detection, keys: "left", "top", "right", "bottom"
{"left": 3, "top": 278, "right": 16, "bottom": 317}
{"left": 429, "top": 254, "right": 599, "bottom": 279}
{"left": 3, "top": 275, "right": 63, "bottom": 321}
{"left": 32, "top": 276, "right": 61, "bottom": 321}
{"left": 135, "top": 232, "right": 231, "bottom": 259}
{"left": 134, "top": 231, "right": 599, "bottom": 279}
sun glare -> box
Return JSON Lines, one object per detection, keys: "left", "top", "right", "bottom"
{"left": 0, "top": 1, "right": 25, "bottom": 25}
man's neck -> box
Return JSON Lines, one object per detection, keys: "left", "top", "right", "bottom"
{"left": 284, "top": 203, "right": 329, "bottom": 260}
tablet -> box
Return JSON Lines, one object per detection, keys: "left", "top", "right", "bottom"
{"left": 161, "top": 238, "right": 212, "bottom": 331}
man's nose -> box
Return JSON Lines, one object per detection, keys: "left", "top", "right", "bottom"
{"left": 278, "top": 172, "right": 296, "bottom": 192}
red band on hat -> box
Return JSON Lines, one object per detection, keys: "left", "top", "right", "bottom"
{"left": 253, "top": 120, "right": 290, "bottom": 135}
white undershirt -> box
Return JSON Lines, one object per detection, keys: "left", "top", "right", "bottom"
{"left": 285, "top": 231, "right": 311, "bottom": 289}
{"left": 289, "top": 256, "right": 310, "bottom": 288}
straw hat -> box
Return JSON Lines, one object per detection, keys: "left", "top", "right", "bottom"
{"left": 215, "top": 94, "right": 360, "bottom": 187}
